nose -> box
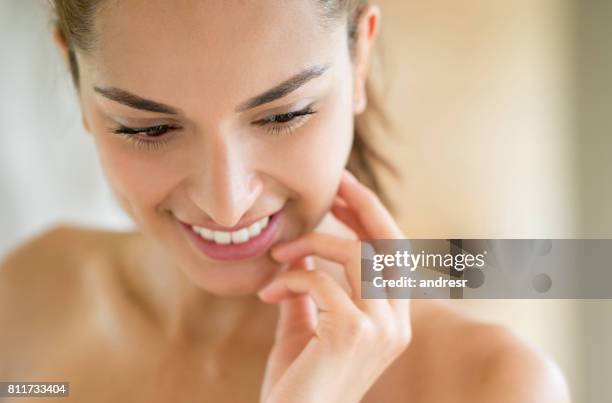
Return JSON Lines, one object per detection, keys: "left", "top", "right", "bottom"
{"left": 187, "top": 137, "right": 263, "bottom": 228}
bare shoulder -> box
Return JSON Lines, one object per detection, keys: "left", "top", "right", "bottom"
{"left": 468, "top": 322, "right": 572, "bottom": 403}
{"left": 0, "top": 224, "right": 126, "bottom": 298}
{"left": 0, "top": 225, "right": 90, "bottom": 320}
{"left": 439, "top": 302, "right": 570, "bottom": 403}
{"left": 367, "top": 300, "right": 571, "bottom": 403}
{"left": 418, "top": 300, "right": 570, "bottom": 402}
{"left": 0, "top": 225, "right": 131, "bottom": 377}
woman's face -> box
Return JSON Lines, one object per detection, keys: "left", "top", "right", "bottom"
{"left": 73, "top": 0, "right": 365, "bottom": 295}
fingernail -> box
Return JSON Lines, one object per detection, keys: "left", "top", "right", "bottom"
{"left": 303, "top": 256, "right": 315, "bottom": 271}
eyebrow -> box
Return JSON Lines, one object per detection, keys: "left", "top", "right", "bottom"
{"left": 93, "top": 86, "right": 179, "bottom": 114}
{"left": 93, "top": 64, "right": 329, "bottom": 115}
{"left": 235, "top": 64, "right": 329, "bottom": 112}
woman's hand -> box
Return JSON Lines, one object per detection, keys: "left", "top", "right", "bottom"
{"left": 257, "top": 170, "right": 410, "bottom": 403}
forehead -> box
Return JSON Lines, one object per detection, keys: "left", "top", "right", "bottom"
{"left": 87, "top": 0, "right": 345, "bottom": 112}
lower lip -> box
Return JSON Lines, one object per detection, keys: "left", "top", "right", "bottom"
{"left": 179, "top": 210, "right": 283, "bottom": 261}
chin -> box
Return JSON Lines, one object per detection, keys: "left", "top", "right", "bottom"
{"left": 181, "top": 255, "right": 283, "bottom": 296}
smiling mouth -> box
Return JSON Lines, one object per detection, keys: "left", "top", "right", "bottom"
{"left": 177, "top": 207, "right": 285, "bottom": 261}
{"left": 190, "top": 215, "right": 272, "bottom": 245}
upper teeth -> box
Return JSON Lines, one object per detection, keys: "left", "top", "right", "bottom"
{"left": 191, "top": 216, "right": 270, "bottom": 245}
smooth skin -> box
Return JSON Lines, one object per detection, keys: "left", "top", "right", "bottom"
{"left": 257, "top": 171, "right": 411, "bottom": 403}
{"left": 0, "top": 0, "right": 570, "bottom": 402}
{"left": 0, "top": 173, "right": 570, "bottom": 402}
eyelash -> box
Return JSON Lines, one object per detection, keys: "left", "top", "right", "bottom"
{"left": 111, "top": 104, "right": 318, "bottom": 151}
{"left": 112, "top": 124, "right": 178, "bottom": 151}
{"left": 251, "top": 104, "right": 318, "bottom": 136}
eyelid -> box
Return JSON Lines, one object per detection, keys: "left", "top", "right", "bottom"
{"left": 251, "top": 103, "right": 316, "bottom": 127}
{"left": 249, "top": 98, "right": 316, "bottom": 122}
{"left": 112, "top": 123, "right": 180, "bottom": 135}
{"left": 106, "top": 113, "right": 181, "bottom": 129}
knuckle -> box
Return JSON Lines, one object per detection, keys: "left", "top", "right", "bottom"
{"left": 306, "top": 269, "right": 334, "bottom": 287}
{"left": 343, "top": 315, "right": 375, "bottom": 342}
{"left": 309, "top": 268, "right": 330, "bottom": 282}
{"left": 397, "top": 325, "right": 413, "bottom": 345}
{"left": 377, "top": 322, "right": 412, "bottom": 353}
{"left": 391, "top": 325, "right": 412, "bottom": 354}
{"left": 376, "top": 323, "right": 397, "bottom": 346}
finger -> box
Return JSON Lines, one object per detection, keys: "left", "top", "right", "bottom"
{"left": 271, "top": 233, "right": 393, "bottom": 317}
{"left": 258, "top": 269, "right": 358, "bottom": 317}
{"left": 283, "top": 255, "right": 315, "bottom": 272}
{"left": 275, "top": 293, "right": 317, "bottom": 341}
{"left": 271, "top": 233, "right": 361, "bottom": 294}
{"left": 331, "top": 197, "right": 368, "bottom": 239}
{"left": 377, "top": 254, "right": 411, "bottom": 319}
{"left": 274, "top": 257, "right": 317, "bottom": 337}
{"left": 258, "top": 257, "right": 317, "bottom": 402}
{"left": 338, "top": 170, "right": 404, "bottom": 239}
{"left": 340, "top": 171, "right": 410, "bottom": 319}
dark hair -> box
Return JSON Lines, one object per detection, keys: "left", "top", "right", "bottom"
{"left": 51, "top": 0, "right": 396, "bottom": 210}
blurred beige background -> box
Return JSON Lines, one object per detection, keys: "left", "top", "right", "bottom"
{"left": 1, "top": 1, "right": 611, "bottom": 402}
{"left": 369, "top": 1, "right": 612, "bottom": 402}
{"left": 373, "top": 0, "right": 574, "bottom": 237}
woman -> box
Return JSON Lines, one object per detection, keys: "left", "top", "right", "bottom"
{"left": 0, "top": 0, "right": 569, "bottom": 402}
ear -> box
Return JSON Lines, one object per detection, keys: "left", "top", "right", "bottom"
{"left": 53, "top": 28, "right": 70, "bottom": 65}
{"left": 352, "top": 4, "right": 381, "bottom": 115}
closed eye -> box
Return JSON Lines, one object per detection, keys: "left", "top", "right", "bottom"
{"left": 112, "top": 124, "right": 178, "bottom": 137}
{"left": 251, "top": 103, "right": 318, "bottom": 136}
{"left": 109, "top": 123, "right": 180, "bottom": 151}
{"left": 108, "top": 102, "right": 318, "bottom": 151}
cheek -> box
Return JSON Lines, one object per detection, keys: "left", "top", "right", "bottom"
{"left": 271, "top": 82, "right": 355, "bottom": 223}
{"left": 88, "top": 119, "right": 184, "bottom": 223}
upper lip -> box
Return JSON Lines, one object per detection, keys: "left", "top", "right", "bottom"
{"left": 179, "top": 207, "right": 282, "bottom": 232}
